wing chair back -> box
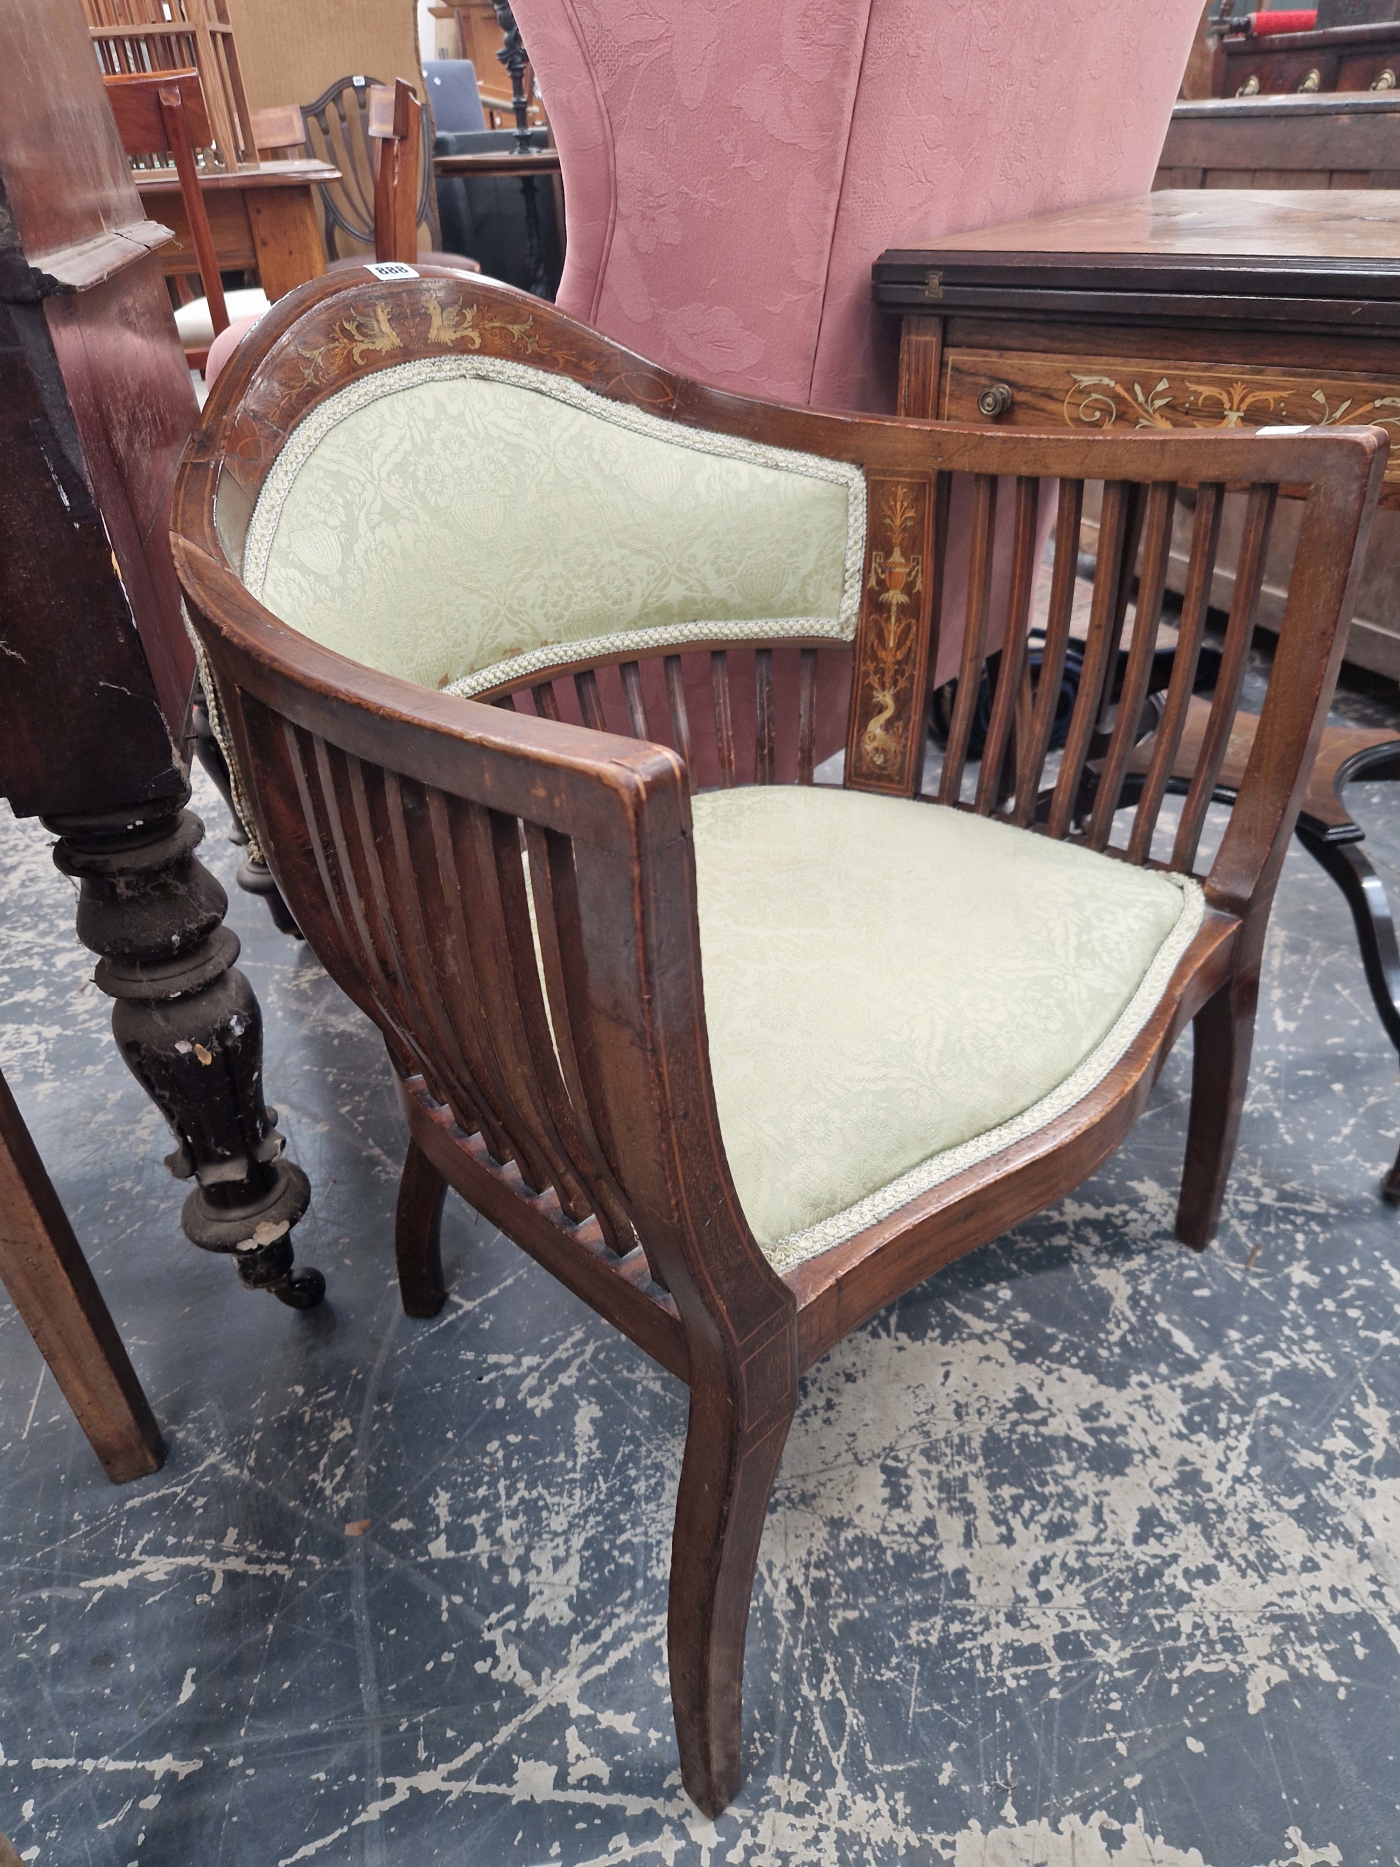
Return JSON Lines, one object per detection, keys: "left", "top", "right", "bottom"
{"left": 512, "top": 0, "right": 1205, "bottom": 412}
{"left": 510, "top": 0, "right": 1204, "bottom": 694}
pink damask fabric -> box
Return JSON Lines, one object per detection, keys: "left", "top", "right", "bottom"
{"left": 512, "top": 0, "right": 1202, "bottom": 413}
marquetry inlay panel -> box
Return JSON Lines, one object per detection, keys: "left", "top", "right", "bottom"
{"left": 942, "top": 347, "right": 1400, "bottom": 481}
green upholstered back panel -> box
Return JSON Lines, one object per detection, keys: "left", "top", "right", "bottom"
{"left": 241, "top": 357, "right": 866, "bottom": 695}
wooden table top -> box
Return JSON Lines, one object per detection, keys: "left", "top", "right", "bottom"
{"left": 874, "top": 189, "right": 1400, "bottom": 326}
{"left": 432, "top": 149, "right": 561, "bottom": 177}
{"left": 132, "top": 158, "right": 340, "bottom": 194}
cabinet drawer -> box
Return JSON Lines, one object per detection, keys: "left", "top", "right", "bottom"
{"left": 941, "top": 346, "right": 1400, "bottom": 483}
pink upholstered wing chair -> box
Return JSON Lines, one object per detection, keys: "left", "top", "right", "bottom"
{"left": 514, "top": 0, "right": 1203, "bottom": 717}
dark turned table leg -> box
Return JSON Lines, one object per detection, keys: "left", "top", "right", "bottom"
{"left": 1292, "top": 738, "right": 1400, "bottom": 1205}
{"left": 0, "top": 1065, "right": 165, "bottom": 1483}
{"left": 42, "top": 788, "right": 323, "bottom": 1308}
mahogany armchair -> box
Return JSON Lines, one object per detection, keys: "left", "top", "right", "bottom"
{"left": 170, "top": 269, "right": 1384, "bottom": 1815}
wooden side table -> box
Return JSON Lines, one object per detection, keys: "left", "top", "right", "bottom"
{"left": 134, "top": 156, "right": 339, "bottom": 300}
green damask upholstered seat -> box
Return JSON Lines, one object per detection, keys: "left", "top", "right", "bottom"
{"left": 691, "top": 786, "right": 1200, "bottom": 1272}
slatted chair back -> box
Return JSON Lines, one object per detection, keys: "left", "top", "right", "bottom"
{"left": 104, "top": 68, "right": 228, "bottom": 338}
{"left": 171, "top": 269, "right": 1386, "bottom": 1816}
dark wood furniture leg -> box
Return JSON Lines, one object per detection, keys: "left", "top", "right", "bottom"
{"left": 1289, "top": 737, "right": 1400, "bottom": 1200}
{"left": 42, "top": 789, "right": 319, "bottom": 1308}
{"left": 670, "top": 1383, "right": 794, "bottom": 1816}
{"left": 1178, "top": 972, "right": 1260, "bottom": 1249}
{"left": 0, "top": 1065, "right": 165, "bottom": 1484}
{"left": 395, "top": 1138, "right": 449, "bottom": 1318}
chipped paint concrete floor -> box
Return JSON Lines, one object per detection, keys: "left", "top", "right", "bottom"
{"left": 2, "top": 677, "right": 1400, "bottom": 1867}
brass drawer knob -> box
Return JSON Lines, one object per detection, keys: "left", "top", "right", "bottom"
{"left": 1373, "top": 66, "right": 1397, "bottom": 89}
{"left": 977, "top": 381, "right": 1014, "bottom": 420}
{"left": 1297, "top": 66, "right": 1322, "bottom": 91}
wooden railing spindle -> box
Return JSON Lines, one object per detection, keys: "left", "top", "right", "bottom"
{"left": 620, "top": 660, "right": 649, "bottom": 740}
{"left": 664, "top": 654, "right": 693, "bottom": 771}
{"left": 1085, "top": 480, "right": 1176, "bottom": 851}
{"left": 1126, "top": 483, "right": 1225, "bottom": 865}
{"left": 797, "top": 648, "right": 818, "bottom": 784}
{"left": 755, "top": 648, "right": 774, "bottom": 783}
{"left": 711, "top": 649, "right": 736, "bottom": 787}
{"left": 976, "top": 476, "right": 1041, "bottom": 814}
{"left": 1046, "top": 481, "right": 1129, "bottom": 840}
{"left": 938, "top": 474, "right": 998, "bottom": 806}
{"left": 1012, "top": 478, "right": 1084, "bottom": 827}
{"left": 1171, "top": 482, "right": 1279, "bottom": 872}
{"left": 574, "top": 668, "right": 606, "bottom": 732}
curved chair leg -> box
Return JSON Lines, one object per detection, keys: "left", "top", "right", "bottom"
{"left": 1294, "top": 826, "right": 1400, "bottom": 1203}
{"left": 395, "top": 1138, "right": 449, "bottom": 1317}
{"left": 669, "top": 1387, "right": 794, "bottom": 1817}
{"left": 1176, "top": 976, "right": 1258, "bottom": 1251}
{"left": 1295, "top": 825, "right": 1400, "bottom": 1056}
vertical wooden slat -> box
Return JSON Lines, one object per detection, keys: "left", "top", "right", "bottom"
{"left": 1171, "top": 482, "right": 1279, "bottom": 872}
{"left": 664, "top": 654, "right": 693, "bottom": 771}
{"left": 521, "top": 820, "right": 637, "bottom": 1256}
{"left": 975, "top": 477, "right": 1041, "bottom": 815}
{"left": 1095, "top": 481, "right": 1148, "bottom": 735}
{"left": 938, "top": 474, "right": 999, "bottom": 806}
{"left": 797, "top": 647, "right": 818, "bottom": 785}
{"left": 620, "top": 661, "right": 649, "bottom": 739}
{"left": 531, "top": 681, "right": 562, "bottom": 721}
{"left": 1127, "top": 484, "right": 1226, "bottom": 865}
{"left": 449, "top": 797, "right": 594, "bottom": 1217}
{"left": 711, "top": 649, "right": 736, "bottom": 787}
{"left": 574, "top": 668, "right": 606, "bottom": 732}
{"left": 378, "top": 771, "right": 511, "bottom": 1159}
{"left": 1012, "top": 478, "right": 1084, "bottom": 827}
{"left": 754, "top": 648, "right": 774, "bottom": 783}
{"left": 281, "top": 722, "right": 375, "bottom": 1001}
{"left": 1085, "top": 481, "right": 1177, "bottom": 851}
{"left": 1046, "top": 481, "right": 1130, "bottom": 841}
{"left": 344, "top": 758, "right": 501, "bottom": 1151}
{"left": 309, "top": 738, "right": 406, "bottom": 1027}
{"left": 421, "top": 787, "right": 554, "bottom": 1181}
{"left": 493, "top": 692, "right": 518, "bottom": 711}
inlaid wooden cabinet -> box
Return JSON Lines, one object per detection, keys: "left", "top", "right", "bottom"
{"left": 875, "top": 189, "right": 1400, "bottom": 679}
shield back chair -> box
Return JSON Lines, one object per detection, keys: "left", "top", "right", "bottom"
{"left": 300, "top": 72, "right": 475, "bottom": 272}
{"left": 171, "top": 269, "right": 1385, "bottom": 1816}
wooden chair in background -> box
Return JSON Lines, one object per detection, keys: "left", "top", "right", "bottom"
{"left": 104, "top": 68, "right": 233, "bottom": 368}
{"left": 299, "top": 71, "right": 473, "bottom": 269}
{"left": 172, "top": 270, "right": 1384, "bottom": 1816}
{"left": 367, "top": 78, "right": 422, "bottom": 265}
